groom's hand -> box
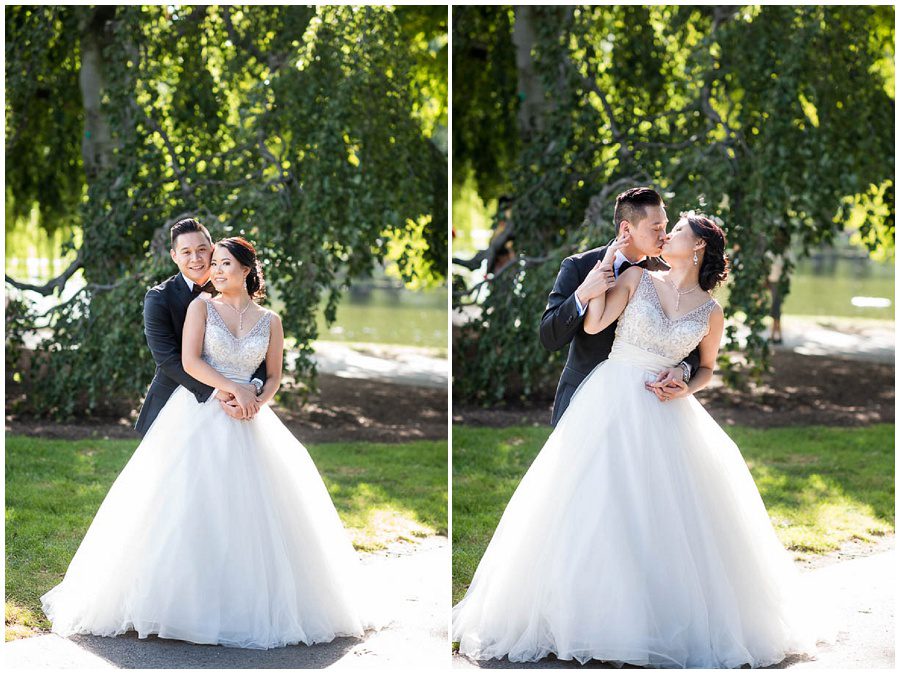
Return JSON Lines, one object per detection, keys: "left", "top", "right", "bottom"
{"left": 220, "top": 398, "right": 246, "bottom": 419}
{"left": 216, "top": 390, "right": 251, "bottom": 420}
{"left": 575, "top": 261, "right": 615, "bottom": 306}
{"left": 646, "top": 368, "right": 690, "bottom": 402}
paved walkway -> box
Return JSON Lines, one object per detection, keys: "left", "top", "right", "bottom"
{"left": 309, "top": 341, "right": 448, "bottom": 389}
{"left": 772, "top": 316, "right": 894, "bottom": 363}
{"left": 452, "top": 548, "right": 895, "bottom": 669}
{"left": 787, "top": 548, "right": 895, "bottom": 669}
{"left": 5, "top": 537, "right": 449, "bottom": 670}
{"left": 457, "top": 307, "right": 894, "bottom": 364}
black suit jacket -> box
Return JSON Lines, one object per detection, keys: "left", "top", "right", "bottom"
{"left": 539, "top": 245, "right": 701, "bottom": 426}
{"left": 134, "top": 274, "right": 267, "bottom": 436}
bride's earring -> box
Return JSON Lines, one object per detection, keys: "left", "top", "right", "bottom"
{"left": 693, "top": 251, "right": 699, "bottom": 266}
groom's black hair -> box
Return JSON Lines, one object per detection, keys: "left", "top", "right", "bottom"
{"left": 170, "top": 217, "right": 213, "bottom": 249}
{"left": 614, "top": 187, "right": 664, "bottom": 233}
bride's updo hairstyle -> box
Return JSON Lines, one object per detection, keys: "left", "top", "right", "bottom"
{"left": 685, "top": 212, "right": 729, "bottom": 291}
{"left": 217, "top": 236, "right": 266, "bottom": 300}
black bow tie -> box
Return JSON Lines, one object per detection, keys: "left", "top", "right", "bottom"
{"left": 616, "top": 260, "right": 638, "bottom": 276}
{"left": 191, "top": 281, "right": 215, "bottom": 296}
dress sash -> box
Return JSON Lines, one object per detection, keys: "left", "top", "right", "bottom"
{"left": 607, "top": 341, "right": 678, "bottom": 374}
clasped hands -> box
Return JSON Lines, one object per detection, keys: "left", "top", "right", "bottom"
{"left": 215, "top": 385, "right": 263, "bottom": 420}
{"left": 646, "top": 368, "right": 690, "bottom": 402}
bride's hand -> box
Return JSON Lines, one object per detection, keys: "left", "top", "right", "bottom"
{"left": 646, "top": 368, "right": 690, "bottom": 402}
{"left": 602, "top": 230, "right": 632, "bottom": 265}
{"left": 232, "top": 385, "right": 261, "bottom": 418}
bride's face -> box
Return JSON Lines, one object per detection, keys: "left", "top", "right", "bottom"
{"left": 210, "top": 245, "right": 250, "bottom": 294}
{"left": 662, "top": 218, "right": 703, "bottom": 260}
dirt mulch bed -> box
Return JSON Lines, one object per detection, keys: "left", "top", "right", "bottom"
{"left": 453, "top": 351, "right": 894, "bottom": 429}
{"left": 6, "top": 351, "right": 892, "bottom": 442}
{"left": 6, "top": 374, "right": 447, "bottom": 445}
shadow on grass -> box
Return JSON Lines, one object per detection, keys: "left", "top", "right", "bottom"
{"left": 311, "top": 439, "right": 448, "bottom": 549}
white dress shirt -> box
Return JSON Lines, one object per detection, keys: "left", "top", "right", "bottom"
{"left": 181, "top": 273, "right": 206, "bottom": 294}
{"left": 573, "top": 251, "right": 645, "bottom": 316}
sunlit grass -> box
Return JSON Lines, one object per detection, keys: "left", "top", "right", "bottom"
{"left": 452, "top": 424, "right": 894, "bottom": 603}
{"left": 5, "top": 435, "right": 446, "bottom": 637}
{"left": 4, "top": 600, "right": 44, "bottom": 642}
{"left": 311, "top": 440, "right": 447, "bottom": 551}
{"left": 728, "top": 425, "right": 893, "bottom": 553}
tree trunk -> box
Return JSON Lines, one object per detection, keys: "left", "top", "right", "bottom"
{"left": 79, "top": 7, "right": 115, "bottom": 180}
{"left": 512, "top": 6, "right": 548, "bottom": 141}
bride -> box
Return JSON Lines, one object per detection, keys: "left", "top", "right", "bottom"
{"left": 41, "top": 236, "right": 378, "bottom": 649}
{"left": 453, "top": 213, "right": 823, "bottom": 668}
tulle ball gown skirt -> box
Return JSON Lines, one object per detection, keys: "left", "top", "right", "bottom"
{"left": 41, "top": 386, "right": 378, "bottom": 649}
{"left": 453, "top": 343, "right": 824, "bottom": 668}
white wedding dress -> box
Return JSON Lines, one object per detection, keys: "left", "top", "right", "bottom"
{"left": 42, "top": 299, "right": 379, "bottom": 649}
{"left": 453, "top": 270, "right": 826, "bottom": 668}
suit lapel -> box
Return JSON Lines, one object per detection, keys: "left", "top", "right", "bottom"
{"left": 168, "top": 274, "right": 194, "bottom": 316}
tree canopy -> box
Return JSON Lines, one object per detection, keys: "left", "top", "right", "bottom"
{"left": 453, "top": 5, "right": 894, "bottom": 404}
{"left": 6, "top": 5, "right": 447, "bottom": 418}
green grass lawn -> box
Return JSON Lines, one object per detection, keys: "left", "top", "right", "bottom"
{"left": 5, "top": 435, "right": 447, "bottom": 640}
{"left": 452, "top": 424, "right": 894, "bottom": 604}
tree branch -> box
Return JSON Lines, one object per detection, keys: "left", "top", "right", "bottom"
{"left": 581, "top": 175, "right": 643, "bottom": 228}
{"left": 453, "top": 252, "right": 557, "bottom": 304}
{"left": 142, "top": 111, "right": 194, "bottom": 199}
{"left": 632, "top": 136, "right": 701, "bottom": 150}
{"left": 257, "top": 131, "right": 296, "bottom": 209}
{"left": 5, "top": 251, "right": 84, "bottom": 295}
{"left": 33, "top": 272, "right": 143, "bottom": 324}
{"left": 568, "top": 39, "right": 637, "bottom": 167}
{"left": 222, "top": 7, "right": 284, "bottom": 71}
{"left": 149, "top": 210, "right": 214, "bottom": 256}
{"left": 700, "top": 7, "right": 748, "bottom": 158}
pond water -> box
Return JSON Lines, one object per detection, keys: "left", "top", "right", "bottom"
{"left": 452, "top": 247, "right": 894, "bottom": 322}
{"left": 710, "top": 256, "right": 894, "bottom": 321}
{"left": 313, "top": 285, "right": 447, "bottom": 350}
{"left": 780, "top": 257, "right": 894, "bottom": 320}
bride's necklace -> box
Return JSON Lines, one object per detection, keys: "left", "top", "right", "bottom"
{"left": 220, "top": 297, "right": 252, "bottom": 331}
{"left": 665, "top": 278, "right": 700, "bottom": 312}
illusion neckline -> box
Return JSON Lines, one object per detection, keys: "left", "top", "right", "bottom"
{"left": 642, "top": 271, "right": 715, "bottom": 323}
{"left": 204, "top": 299, "right": 269, "bottom": 341}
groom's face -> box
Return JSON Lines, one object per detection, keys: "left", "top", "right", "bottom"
{"left": 623, "top": 205, "right": 668, "bottom": 257}
{"left": 170, "top": 231, "right": 213, "bottom": 285}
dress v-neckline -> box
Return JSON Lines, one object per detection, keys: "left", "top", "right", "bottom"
{"left": 206, "top": 300, "right": 267, "bottom": 341}
{"left": 643, "top": 271, "right": 715, "bottom": 323}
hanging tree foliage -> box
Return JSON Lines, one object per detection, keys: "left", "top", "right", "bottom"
{"left": 453, "top": 5, "right": 894, "bottom": 404}
{"left": 6, "top": 5, "right": 447, "bottom": 419}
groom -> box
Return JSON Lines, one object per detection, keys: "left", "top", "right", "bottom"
{"left": 134, "top": 217, "right": 266, "bottom": 436}
{"left": 540, "top": 187, "right": 700, "bottom": 426}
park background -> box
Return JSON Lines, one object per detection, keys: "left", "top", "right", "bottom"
{"left": 4, "top": 5, "right": 449, "bottom": 662}
{"left": 451, "top": 6, "right": 893, "bottom": 668}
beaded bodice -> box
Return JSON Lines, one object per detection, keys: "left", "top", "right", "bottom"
{"left": 201, "top": 299, "right": 271, "bottom": 383}
{"left": 614, "top": 270, "right": 716, "bottom": 363}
